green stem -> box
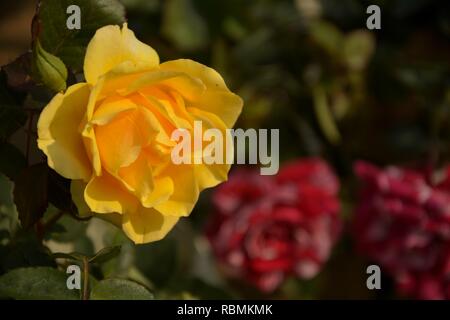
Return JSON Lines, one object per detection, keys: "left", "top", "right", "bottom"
{"left": 82, "top": 257, "right": 90, "bottom": 300}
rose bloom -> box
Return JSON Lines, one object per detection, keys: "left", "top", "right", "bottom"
{"left": 37, "top": 24, "right": 243, "bottom": 244}
{"left": 353, "top": 161, "right": 450, "bottom": 299}
{"left": 206, "top": 159, "right": 342, "bottom": 293}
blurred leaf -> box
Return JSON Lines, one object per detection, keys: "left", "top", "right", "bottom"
{"left": 13, "top": 164, "right": 49, "bottom": 229}
{"left": 223, "top": 17, "right": 247, "bottom": 41}
{"left": 89, "top": 245, "right": 121, "bottom": 264}
{"left": 121, "top": 0, "right": 159, "bottom": 12}
{"left": 73, "top": 235, "right": 95, "bottom": 256}
{"left": 234, "top": 28, "right": 276, "bottom": 65}
{"left": 0, "top": 233, "right": 55, "bottom": 273}
{"left": 36, "top": 0, "right": 126, "bottom": 71}
{"left": 50, "top": 214, "right": 87, "bottom": 243}
{"left": 90, "top": 278, "right": 154, "bottom": 300}
{"left": 162, "top": 0, "right": 208, "bottom": 51}
{"left": 392, "top": 0, "right": 430, "bottom": 18}
{"left": 0, "top": 174, "right": 18, "bottom": 241}
{"left": 135, "top": 237, "right": 178, "bottom": 288}
{"left": 52, "top": 252, "right": 85, "bottom": 262}
{"left": 0, "top": 143, "right": 27, "bottom": 180}
{"left": 313, "top": 86, "right": 341, "bottom": 145}
{"left": 183, "top": 278, "right": 233, "bottom": 300}
{"left": 309, "top": 20, "right": 344, "bottom": 56}
{"left": 343, "top": 30, "right": 375, "bottom": 71}
{"left": 32, "top": 40, "right": 67, "bottom": 93}
{"left": 0, "top": 267, "right": 78, "bottom": 300}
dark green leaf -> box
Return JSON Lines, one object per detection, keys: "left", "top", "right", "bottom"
{"left": 48, "top": 169, "right": 77, "bottom": 215}
{"left": 0, "top": 233, "right": 55, "bottom": 272}
{"left": 13, "top": 163, "right": 49, "bottom": 229}
{"left": 37, "top": 0, "right": 126, "bottom": 71}
{"left": 90, "top": 278, "right": 154, "bottom": 300}
{"left": 89, "top": 245, "right": 121, "bottom": 264}
{"left": 0, "top": 143, "right": 27, "bottom": 180}
{"left": 0, "top": 267, "right": 79, "bottom": 300}
{"left": 0, "top": 106, "right": 27, "bottom": 141}
{"left": 1, "top": 53, "right": 35, "bottom": 92}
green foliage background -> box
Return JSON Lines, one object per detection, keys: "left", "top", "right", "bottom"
{"left": 0, "top": 0, "right": 448, "bottom": 299}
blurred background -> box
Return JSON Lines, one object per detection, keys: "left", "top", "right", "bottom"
{"left": 0, "top": 0, "right": 449, "bottom": 299}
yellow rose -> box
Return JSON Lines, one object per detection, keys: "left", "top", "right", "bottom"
{"left": 37, "top": 24, "right": 243, "bottom": 244}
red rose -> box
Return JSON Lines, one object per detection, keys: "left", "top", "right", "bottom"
{"left": 353, "top": 161, "right": 450, "bottom": 299}
{"left": 207, "top": 159, "right": 342, "bottom": 293}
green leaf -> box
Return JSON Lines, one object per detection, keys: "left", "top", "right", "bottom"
{"left": 89, "top": 245, "right": 121, "bottom": 264}
{"left": 32, "top": 40, "right": 68, "bottom": 92}
{"left": 13, "top": 163, "right": 49, "bottom": 229}
{"left": 36, "top": 0, "right": 126, "bottom": 71}
{"left": 162, "top": 0, "right": 208, "bottom": 51}
{"left": 90, "top": 278, "right": 154, "bottom": 300}
{"left": 0, "top": 143, "right": 27, "bottom": 180}
{"left": 0, "top": 267, "right": 78, "bottom": 300}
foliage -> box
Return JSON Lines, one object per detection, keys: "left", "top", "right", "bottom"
{"left": 0, "top": 0, "right": 448, "bottom": 299}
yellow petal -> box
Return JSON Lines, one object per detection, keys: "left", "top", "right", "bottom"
{"left": 91, "top": 95, "right": 137, "bottom": 125}
{"left": 122, "top": 207, "right": 179, "bottom": 244}
{"left": 154, "top": 163, "right": 199, "bottom": 217}
{"left": 84, "top": 173, "right": 139, "bottom": 214}
{"left": 126, "top": 69, "right": 205, "bottom": 101}
{"left": 160, "top": 59, "right": 243, "bottom": 127}
{"left": 160, "top": 59, "right": 228, "bottom": 90}
{"left": 142, "top": 176, "right": 174, "bottom": 208}
{"left": 118, "top": 152, "right": 154, "bottom": 202}
{"left": 82, "top": 123, "right": 102, "bottom": 176}
{"left": 188, "top": 107, "right": 232, "bottom": 190}
{"left": 95, "top": 107, "right": 156, "bottom": 172}
{"left": 196, "top": 90, "right": 243, "bottom": 128}
{"left": 37, "top": 83, "right": 92, "bottom": 181}
{"left": 84, "top": 24, "right": 159, "bottom": 85}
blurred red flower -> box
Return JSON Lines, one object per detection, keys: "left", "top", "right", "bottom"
{"left": 353, "top": 161, "right": 450, "bottom": 299}
{"left": 206, "top": 159, "right": 342, "bottom": 293}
